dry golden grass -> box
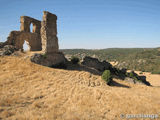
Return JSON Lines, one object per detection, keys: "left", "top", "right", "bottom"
{"left": 0, "top": 55, "right": 160, "bottom": 120}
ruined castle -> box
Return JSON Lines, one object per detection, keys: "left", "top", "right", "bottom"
{"left": 2, "top": 11, "right": 66, "bottom": 66}
{"left": 4, "top": 11, "right": 59, "bottom": 54}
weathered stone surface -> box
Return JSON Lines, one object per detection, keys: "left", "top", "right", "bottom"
{"left": 125, "top": 71, "right": 150, "bottom": 86}
{"left": 30, "top": 52, "right": 67, "bottom": 67}
{"left": 27, "top": 11, "right": 66, "bottom": 67}
{"left": 3, "top": 11, "right": 61, "bottom": 53}
{"left": 5, "top": 31, "right": 41, "bottom": 51}
{"left": 20, "top": 16, "right": 42, "bottom": 50}
{"left": 0, "top": 45, "right": 17, "bottom": 56}
{"left": 102, "top": 60, "right": 113, "bottom": 70}
{"left": 124, "top": 77, "right": 150, "bottom": 85}
{"left": 124, "top": 77, "right": 136, "bottom": 84}
{"left": 2, "top": 11, "right": 67, "bottom": 68}
{"left": 3, "top": 15, "right": 42, "bottom": 51}
{"left": 20, "top": 16, "right": 41, "bottom": 34}
{"left": 82, "top": 56, "right": 112, "bottom": 72}
{"left": 0, "top": 42, "right": 5, "bottom": 48}
{"left": 41, "top": 11, "right": 59, "bottom": 53}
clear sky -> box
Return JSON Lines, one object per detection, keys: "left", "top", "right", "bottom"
{"left": 0, "top": 0, "right": 160, "bottom": 49}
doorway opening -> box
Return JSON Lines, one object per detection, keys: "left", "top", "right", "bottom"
{"left": 30, "top": 23, "right": 33, "bottom": 33}
{"left": 23, "top": 40, "right": 30, "bottom": 51}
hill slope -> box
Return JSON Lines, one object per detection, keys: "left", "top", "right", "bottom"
{"left": 0, "top": 56, "right": 160, "bottom": 120}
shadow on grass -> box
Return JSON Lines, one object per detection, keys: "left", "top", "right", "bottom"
{"left": 110, "top": 80, "right": 130, "bottom": 88}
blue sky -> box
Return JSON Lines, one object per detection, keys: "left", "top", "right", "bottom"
{"left": 0, "top": 0, "right": 160, "bottom": 49}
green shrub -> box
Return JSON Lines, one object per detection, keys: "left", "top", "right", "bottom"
{"left": 102, "top": 70, "right": 112, "bottom": 85}
{"left": 42, "top": 53, "right": 47, "bottom": 59}
{"left": 139, "top": 72, "right": 143, "bottom": 74}
{"left": 127, "top": 71, "right": 139, "bottom": 81}
{"left": 71, "top": 56, "right": 79, "bottom": 64}
{"left": 129, "top": 72, "right": 135, "bottom": 78}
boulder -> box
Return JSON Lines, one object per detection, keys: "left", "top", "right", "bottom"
{"left": 124, "top": 77, "right": 136, "bottom": 84}
{"left": 0, "top": 45, "right": 17, "bottom": 56}
{"left": 30, "top": 52, "right": 67, "bottom": 68}
{"left": 0, "top": 42, "right": 5, "bottom": 48}
{"left": 124, "top": 77, "right": 150, "bottom": 85}
{"left": 138, "top": 76, "right": 150, "bottom": 86}
{"left": 119, "top": 68, "right": 127, "bottom": 74}
{"left": 102, "top": 60, "right": 112, "bottom": 70}
{"left": 125, "top": 71, "right": 150, "bottom": 86}
{"left": 81, "top": 56, "right": 112, "bottom": 72}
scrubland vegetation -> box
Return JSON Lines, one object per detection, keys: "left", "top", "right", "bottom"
{"left": 61, "top": 48, "right": 160, "bottom": 74}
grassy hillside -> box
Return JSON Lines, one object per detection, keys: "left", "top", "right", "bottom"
{"left": 61, "top": 48, "right": 160, "bottom": 74}
{"left": 0, "top": 56, "right": 160, "bottom": 119}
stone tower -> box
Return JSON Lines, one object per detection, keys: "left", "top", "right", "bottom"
{"left": 41, "top": 11, "right": 59, "bottom": 54}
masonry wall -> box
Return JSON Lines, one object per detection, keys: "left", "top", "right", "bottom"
{"left": 20, "top": 16, "right": 42, "bottom": 50}
{"left": 41, "top": 11, "right": 59, "bottom": 54}
{"left": 4, "top": 16, "right": 42, "bottom": 51}
{"left": 4, "top": 11, "right": 60, "bottom": 52}
{"left": 20, "top": 16, "right": 41, "bottom": 33}
{"left": 5, "top": 31, "right": 41, "bottom": 51}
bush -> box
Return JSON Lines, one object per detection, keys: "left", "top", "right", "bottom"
{"left": 102, "top": 70, "right": 112, "bottom": 85}
{"left": 139, "top": 72, "right": 143, "bottom": 74}
{"left": 127, "top": 71, "right": 139, "bottom": 81}
{"left": 71, "top": 56, "right": 79, "bottom": 64}
{"left": 42, "top": 53, "right": 47, "bottom": 59}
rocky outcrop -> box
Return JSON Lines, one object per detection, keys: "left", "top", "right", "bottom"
{"left": 125, "top": 71, "right": 150, "bottom": 86}
{"left": 81, "top": 56, "right": 150, "bottom": 86}
{"left": 30, "top": 11, "right": 66, "bottom": 67}
{"left": 0, "top": 45, "right": 17, "bottom": 56}
{"left": 0, "top": 42, "right": 5, "bottom": 48}
{"left": 30, "top": 52, "right": 67, "bottom": 68}
{"left": 124, "top": 77, "right": 150, "bottom": 85}
{"left": 81, "top": 56, "right": 112, "bottom": 72}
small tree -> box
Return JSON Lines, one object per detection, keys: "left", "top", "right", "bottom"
{"left": 71, "top": 56, "right": 79, "bottom": 64}
{"left": 102, "top": 70, "right": 112, "bottom": 85}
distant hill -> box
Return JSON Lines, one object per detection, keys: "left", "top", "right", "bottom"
{"left": 61, "top": 48, "right": 160, "bottom": 74}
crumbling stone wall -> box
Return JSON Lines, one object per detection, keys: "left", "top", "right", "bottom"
{"left": 3, "top": 16, "right": 42, "bottom": 51}
{"left": 5, "top": 31, "right": 41, "bottom": 51}
{"left": 2, "top": 11, "right": 66, "bottom": 66}
{"left": 3, "top": 11, "right": 60, "bottom": 53}
{"left": 20, "top": 16, "right": 41, "bottom": 34}
{"left": 41, "top": 11, "right": 59, "bottom": 53}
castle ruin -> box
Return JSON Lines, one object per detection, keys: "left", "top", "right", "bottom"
{"left": 2, "top": 11, "right": 66, "bottom": 66}
{"left": 4, "top": 11, "right": 59, "bottom": 53}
